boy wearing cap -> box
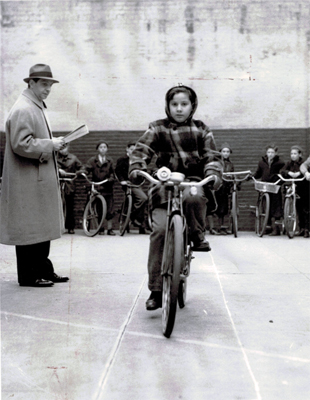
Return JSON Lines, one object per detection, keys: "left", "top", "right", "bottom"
{"left": 115, "top": 142, "right": 148, "bottom": 233}
{"left": 285, "top": 146, "right": 310, "bottom": 238}
{"left": 0, "top": 64, "right": 69, "bottom": 287}
{"left": 83, "top": 141, "right": 116, "bottom": 235}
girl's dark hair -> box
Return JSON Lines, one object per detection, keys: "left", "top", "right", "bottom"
{"left": 166, "top": 86, "right": 195, "bottom": 105}
{"left": 265, "top": 143, "right": 278, "bottom": 152}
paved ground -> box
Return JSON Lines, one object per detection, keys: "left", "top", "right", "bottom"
{"left": 1, "top": 230, "right": 310, "bottom": 400}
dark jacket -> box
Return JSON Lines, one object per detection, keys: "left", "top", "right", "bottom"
{"left": 254, "top": 155, "right": 285, "bottom": 182}
{"left": 57, "top": 152, "right": 83, "bottom": 193}
{"left": 83, "top": 155, "right": 115, "bottom": 195}
{"left": 280, "top": 158, "right": 303, "bottom": 177}
{"left": 115, "top": 155, "right": 129, "bottom": 182}
{"left": 129, "top": 86, "right": 223, "bottom": 209}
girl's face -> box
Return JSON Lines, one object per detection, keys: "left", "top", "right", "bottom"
{"left": 266, "top": 148, "right": 276, "bottom": 160}
{"left": 98, "top": 143, "right": 108, "bottom": 156}
{"left": 290, "top": 149, "right": 300, "bottom": 161}
{"left": 169, "top": 92, "right": 193, "bottom": 123}
{"left": 221, "top": 148, "right": 231, "bottom": 159}
{"left": 126, "top": 145, "right": 135, "bottom": 156}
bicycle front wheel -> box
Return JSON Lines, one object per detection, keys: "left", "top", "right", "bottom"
{"left": 231, "top": 191, "right": 238, "bottom": 237}
{"left": 256, "top": 193, "right": 270, "bottom": 237}
{"left": 284, "top": 196, "right": 296, "bottom": 239}
{"left": 119, "top": 194, "right": 132, "bottom": 236}
{"left": 162, "top": 214, "right": 184, "bottom": 338}
{"left": 83, "top": 195, "right": 107, "bottom": 237}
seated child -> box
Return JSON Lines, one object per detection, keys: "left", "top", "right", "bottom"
{"left": 299, "top": 153, "right": 310, "bottom": 238}
{"left": 115, "top": 142, "right": 148, "bottom": 233}
{"left": 57, "top": 143, "right": 83, "bottom": 234}
{"left": 129, "top": 84, "right": 223, "bottom": 311}
{"left": 253, "top": 143, "right": 285, "bottom": 236}
{"left": 83, "top": 141, "right": 116, "bottom": 235}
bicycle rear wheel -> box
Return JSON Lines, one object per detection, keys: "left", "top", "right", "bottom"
{"left": 83, "top": 195, "right": 107, "bottom": 237}
{"left": 255, "top": 193, "right": 270, "bottom": 237}
{"left": 231, "top": 191, "right": 238, "bottom": 237}
{"left": 284, "top": 196, "right": 296, "bottom": 239}
{"left": 162, "top": 214, "right": 183, "bottom": 338}
{"left": 119, "top": 194, "right": 132, "bottom": 236}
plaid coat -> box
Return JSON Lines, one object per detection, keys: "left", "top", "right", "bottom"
{"left": 129, "top": 118, "right": 221, "bottom": 209}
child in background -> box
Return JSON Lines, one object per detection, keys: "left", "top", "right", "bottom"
{"left": 57, "top": 143, "right": 83, "bottom": 234}
{"left": 83, "top": 141, "right": 116, "bottom": 235}
{"left": 129, "top": 84, "right": 223, "bottom": 310}
{"left": 213, "top": 142, "right": 235, "bottom": 235}
{"left": 115, "top": 142, "right": 148, "bottom": 234}
{"left": 253, "top": 143, "right": 285, "bottom": 236}
{"left": 299, "top": 153, "right": 310, "bottom": 238}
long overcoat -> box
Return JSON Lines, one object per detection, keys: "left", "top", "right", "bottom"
{"left": 0, "top": 88, "right": 64, "bottom": 245}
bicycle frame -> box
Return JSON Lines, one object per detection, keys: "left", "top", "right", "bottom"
{"left": 222, "top": 170, "right": 252, "bottom": 237}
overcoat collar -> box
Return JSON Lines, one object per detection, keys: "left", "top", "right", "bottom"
{"left": 22, "top": 88, "right": 47, "bottom": 109}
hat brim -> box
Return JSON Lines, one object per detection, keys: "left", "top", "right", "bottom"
{"left": 24, "top": 76, "right": 59, "bottom": 83}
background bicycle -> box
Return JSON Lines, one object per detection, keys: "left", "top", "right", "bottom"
{"left": 252, "top": 177, "right": 282, "bottom": 237}
{"left": 277, "top": 174, "right": 305, "bottom": 238}
{"left": 59, "top": 172, "right": 78, "bottom": 232}
{"left": 222, "top": 170, "right": 252, "bottom": 237}
{"left": 79, "top": 172, "right": 108, "bottom": 237}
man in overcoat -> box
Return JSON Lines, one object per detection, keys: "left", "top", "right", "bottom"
{"left": 0, "top": 64, "right": 69, "bottom": 287}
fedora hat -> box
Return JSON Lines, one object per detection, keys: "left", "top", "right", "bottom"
{"left": 23, "top": 64, "right": 59, "bottom": 83}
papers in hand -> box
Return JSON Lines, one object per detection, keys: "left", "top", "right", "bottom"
{"left": 64, "top": 125, "right": 89, "bottom": 143}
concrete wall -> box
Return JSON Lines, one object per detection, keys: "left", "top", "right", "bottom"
{"left": 1, "top": 0, "right": 310, "bottom": 132}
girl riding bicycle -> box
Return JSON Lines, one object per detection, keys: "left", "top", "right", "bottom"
{"left": 129, "top": 85, "right": 223, "bottom": 311}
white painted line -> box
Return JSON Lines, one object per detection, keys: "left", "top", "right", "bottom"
{"left": 209, "top": 252, "right": 262, "bottom": 400}
{"left": 92, "top": 275, "right": 147, "bottom": 400}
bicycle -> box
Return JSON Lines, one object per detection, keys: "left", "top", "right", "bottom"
{"left": 79, "top": 173, "right": 108, "bottom": 237}
{"left": 222, "top": 170, "right": 252, "bottom": 237}
{"left": 277, "top": 174, "right": 305, "bottom": 239}
{"left": 132, "top": 167, "right": 218, "bottom": 338}
{"left": 59, "top": 172, "right": 77, "bottom": 222}
{"left": 118, "top": 182, "right": 133, "bottom": 236}
{"left": 252, "top": 177, "right": 282, "bottom": 237}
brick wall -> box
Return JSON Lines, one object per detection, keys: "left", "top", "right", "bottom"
{"left": 2, "top": 128, "right": 308, "bottom": 231}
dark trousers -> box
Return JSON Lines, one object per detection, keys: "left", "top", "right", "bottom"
{"left": 131, "top": 186, "right": 148, "bottom": 224}
{"left": 147, "top": 186, "right": 207, "bottom": 291}
{"left": 15, "top": 241, "right": 54, "bottom": 285}
{"left": 64, "top": 192, "right": 75, "bottom": 230}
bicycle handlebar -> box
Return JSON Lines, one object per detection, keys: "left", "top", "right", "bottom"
{"left": 78, "top": 172, "right": 108, "bottom": 186}
{"left": 132, "top": 168, "right": 217, "bottom": 187}
{"left": 222, "top": 170, "right": 252, "bottom": 182}
{"left": 277, "top": 174, "right": 305, "bottom": 182}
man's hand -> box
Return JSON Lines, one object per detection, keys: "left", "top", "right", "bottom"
{"left": 52, "top": 137, "right": 65, "bottom": 151}
{"left": 120, "top": 181, "right": 127, "bottom": 185}
{"left": 305, "top": 171, "right": 310, "bottom": 181}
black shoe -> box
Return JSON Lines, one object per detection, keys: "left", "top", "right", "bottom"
{"left": 304, "top": 229, "right": 309, "bottom": 238}
{"left": 219, "top": 228, "right": 228, "bottom": 235}
{"left": 192, "top": 240, "right": 211, "bottom": 252}
{"left": 20, "top": 279, "right": 54, "bottom": 287}
{"left": 139, "top": 227, "right": 146, "bottom": 234}
{"left": 99, "top": 230, "right": 105, "bottom": 235}
{"left": 68, "top": 229, "right": 75, "bottom": 234}
{"left": 132, "top": 219, "right": 142, "bottom": 227}
{"left": 107, "top": 229, "right": 116, "bottom": 236}
{"left": 209, "top": 229, "right": 220, "bottom": 235}
{"left": 146, "top": 291, "right": 162, "bottom": 310}
{"left": 48, "top": 273, "right": 69, "bottom": 283}
{"left": 298, "top": 229, "right": 305, "bottom": 237}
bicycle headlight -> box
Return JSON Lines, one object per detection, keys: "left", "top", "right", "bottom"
{"left": 157, "top": 167, "right": 171, "bottom": 182}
